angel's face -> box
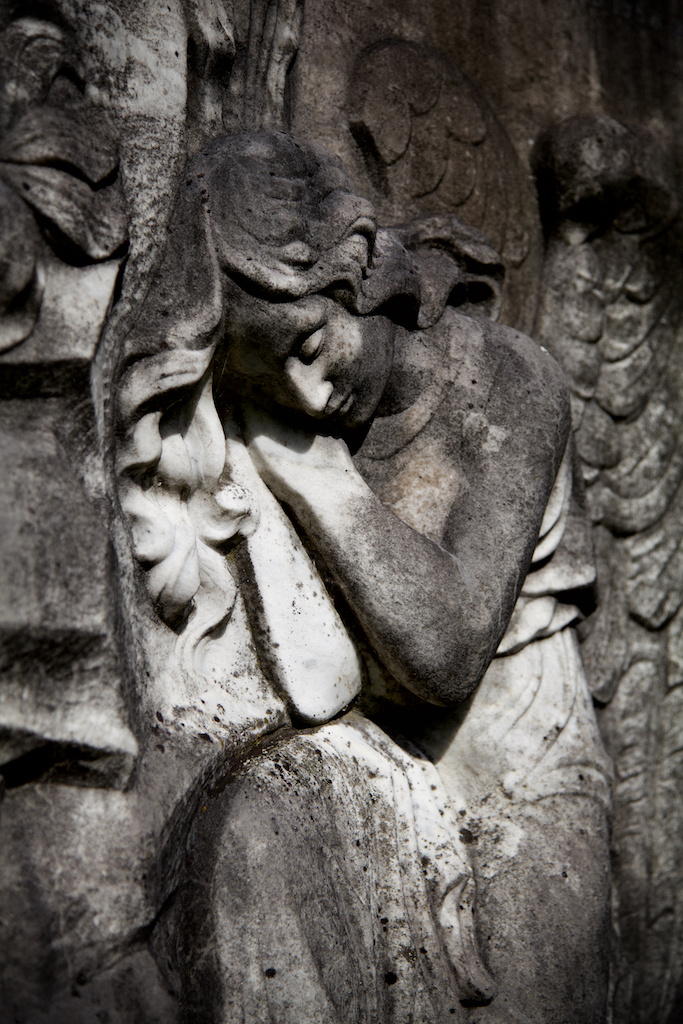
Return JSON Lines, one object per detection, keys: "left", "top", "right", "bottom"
{"left": 220, "top": 280, "right": 395, "bottom": 429}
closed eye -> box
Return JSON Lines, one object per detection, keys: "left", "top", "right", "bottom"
{"left": 296, "top": 325, "right": 325, "bottom": 364}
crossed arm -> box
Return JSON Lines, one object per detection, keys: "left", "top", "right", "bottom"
{"left": 242, "top": 383, "right": 567, "bottom": 706}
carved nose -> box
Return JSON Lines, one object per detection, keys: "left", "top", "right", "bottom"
{"left": 296, "top": 377, "right": 335, "bottom": 416}
{"left": 284, "top": 358, "right": 335, "bottom": 416}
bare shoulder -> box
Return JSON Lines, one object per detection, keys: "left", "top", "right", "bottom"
{"left": 442, "top": 310, "right": 568, "bottom": 417}
{"left": 434, "top": 309, "right": 571, "bottom": 476}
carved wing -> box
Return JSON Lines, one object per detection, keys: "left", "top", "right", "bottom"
{"left": 532, "top": 114, "right": 683, "bottom": 1024}
{"left": 346, "top": 38, "right": 541, "bottom": 333}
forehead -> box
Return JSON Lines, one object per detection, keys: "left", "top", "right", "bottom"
{"left": 225, "top": 284, "right": 330, "bottom": 359}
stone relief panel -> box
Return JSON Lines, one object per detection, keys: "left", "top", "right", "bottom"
{"left": 0, "top": 2, "right": 681, "bottom": 1023}
{"left": 0, "top": 13, "right": 131, "bottom": 783}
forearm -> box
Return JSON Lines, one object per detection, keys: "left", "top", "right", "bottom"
{"left": 275, "top": 463, "right": 506, "bottom": 704}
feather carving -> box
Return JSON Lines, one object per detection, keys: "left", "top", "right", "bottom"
{"left": 533, "top": 114, "right": 683, "bottom": 1024}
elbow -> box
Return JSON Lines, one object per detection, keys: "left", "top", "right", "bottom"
{"left": 395, "top": 620, "right": 501, "bottom": 707}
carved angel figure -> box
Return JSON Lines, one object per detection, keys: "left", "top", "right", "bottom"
{"left": 116, "top": 131, "right": 612, "bottom": 1023}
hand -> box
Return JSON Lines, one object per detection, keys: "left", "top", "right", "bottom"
{"left": 241, "top": 402, "right": 359, "bottom": 503}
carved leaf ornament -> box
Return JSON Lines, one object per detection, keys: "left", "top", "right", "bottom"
{"left": 0, "top": 18, "right": 127, "bottom": 353}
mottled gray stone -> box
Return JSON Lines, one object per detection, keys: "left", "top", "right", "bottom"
{"left": 0, "top": 2, "right": 682, "bottom": 1023}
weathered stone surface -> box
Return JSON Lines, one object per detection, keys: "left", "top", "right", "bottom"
{"left": 105, "top": 118, "right": 611, "bottom": 1024}
{"left": 1, "top": 2, "right": 682, "bottom": 1023}
{"left": 533, "top": 111, "right": 683, "bottom": 1024}
{"left": 0, "top": 406, "right": 135, "bottom": 779}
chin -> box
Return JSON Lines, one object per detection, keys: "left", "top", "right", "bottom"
{"left": 338, "top": 387, "right": 384, "bottom": 430}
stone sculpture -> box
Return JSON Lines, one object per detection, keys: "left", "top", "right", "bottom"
{"left": 0, "top": 1, "right": 680, "bottom": 1022}
{"left": 113, "top": 129, "right": 611, "bottom": 1022}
